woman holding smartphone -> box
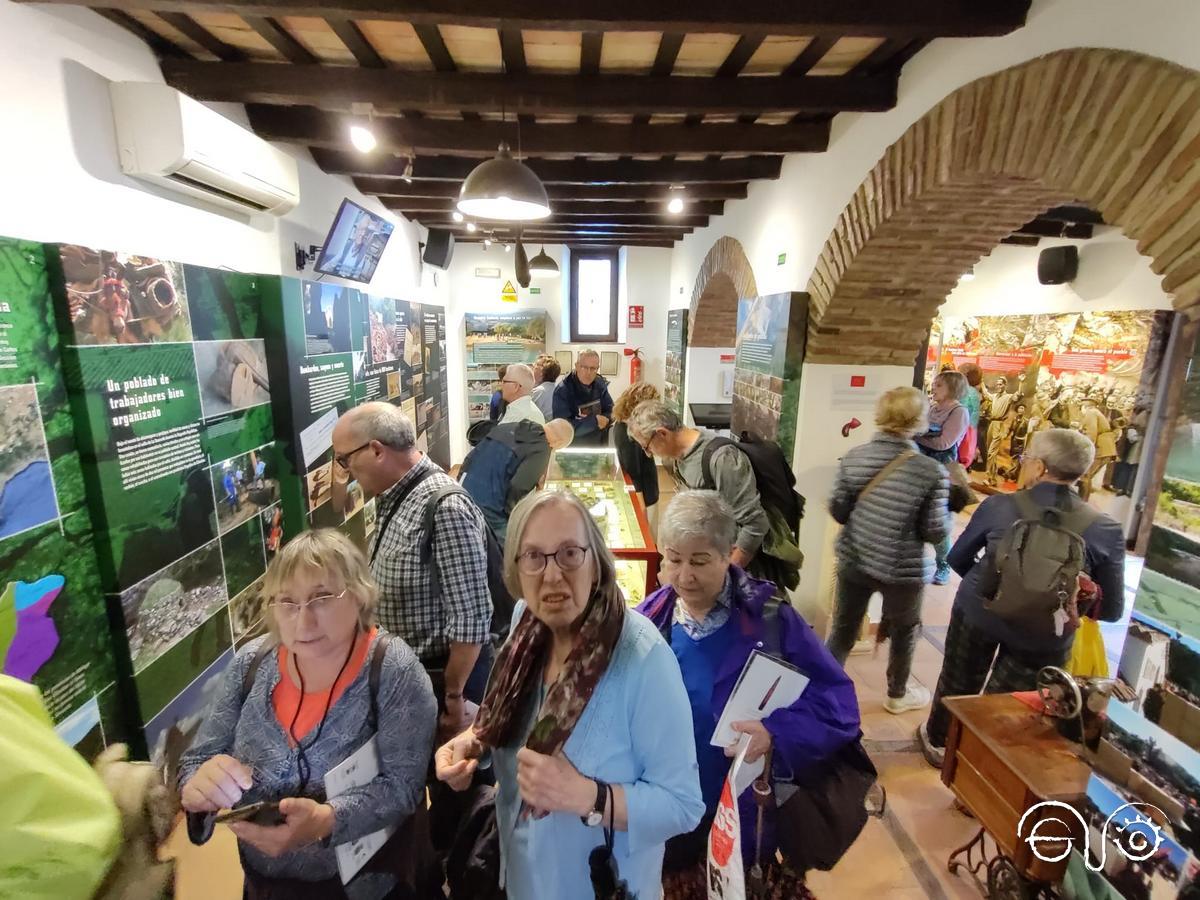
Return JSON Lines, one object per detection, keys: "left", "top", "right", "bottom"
{"left": 178, "top": 530, "right": 437, "bottom": 900}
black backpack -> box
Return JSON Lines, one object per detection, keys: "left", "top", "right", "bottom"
{"left": 420, "top": 483, "right": 517, "bottom": 644}
{"left": 700, "top": 433, "right": 805, "bottom": 539}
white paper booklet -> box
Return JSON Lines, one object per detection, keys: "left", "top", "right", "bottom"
{"left": 324, "top": 735, "right": 394, "bottom": 884}
{"left": 710, "top": 649, "right": 808, "bottom": 748}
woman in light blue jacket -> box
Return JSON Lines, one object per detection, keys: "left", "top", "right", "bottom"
{"left": 436, "top": 491, "right": 704, "bottom": 899}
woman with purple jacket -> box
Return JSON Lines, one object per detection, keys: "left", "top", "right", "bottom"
{"left": 636, "top": 490, "right": 862, "bottom": 897}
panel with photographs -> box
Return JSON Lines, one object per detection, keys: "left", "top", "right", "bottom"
{"left": 1084, "top": 327, "right": 1200, "bottom": 898}
{"left": 0, "top": 237, "right": 125, "bottom": 756}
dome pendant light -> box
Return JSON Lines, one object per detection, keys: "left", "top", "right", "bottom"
{"left": 529, "top": 245, "right": 559, "bottom": 279}
{"left": 457, "top": 142, "right": 551, "bottom": 221}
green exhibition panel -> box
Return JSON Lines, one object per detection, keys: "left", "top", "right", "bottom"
{"left": 0, "top": 237, "right": 125, "bottom": 758}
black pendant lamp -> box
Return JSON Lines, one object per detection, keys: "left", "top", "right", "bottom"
{"left": 528, "top": 246, "right": 559, "bottom": 279}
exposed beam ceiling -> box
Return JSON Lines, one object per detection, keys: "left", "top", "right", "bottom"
{"left": 388, "top": 198, "right": 723, "bottom": 216}
{"left": 313, "top": 150, "right": 781, "bottom": 184}
{"left": 74, "top": 1, "right": 1032, "bottom": 247}
{"left": 48, "top": 0, "right": 1031, "bottom": 36}
{"left": 246, "top": 105, "right": 831, "bottom": 155}
{"left": 353, "top": 179, "right": 747, "bottom": 200}
{"left": 162, "top": 61, "right": 898, "bottom": 116}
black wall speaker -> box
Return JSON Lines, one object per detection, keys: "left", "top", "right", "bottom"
{"left": 1038, "top": 245, "right": 1079, "bottom": 285}
{"left": 423, "top": 228, "right": 455, "bottom": 269}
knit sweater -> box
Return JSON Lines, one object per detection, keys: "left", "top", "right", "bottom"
{"left": 829, "top": 433, "right": 951, "bottom": 585}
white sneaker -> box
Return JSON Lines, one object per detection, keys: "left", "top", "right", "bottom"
{"left": 884, "top": 684, "right": 931, "bottom": 715}
{"left": 918, "top": 722, "right": 945, "bottom": 770}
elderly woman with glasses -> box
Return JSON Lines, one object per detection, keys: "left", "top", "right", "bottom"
{"left": 178, "top": 529, "right": 437, "bottom": 900}
{"left": 435, "top": 491, "right": 704, "bottom": 899}
{"left": 637, "top": 491, "right": 861, "bottom": 897}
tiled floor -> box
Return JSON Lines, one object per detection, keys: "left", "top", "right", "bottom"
{"left": 169, "top": 483, "right": 1142, "bottom": 899}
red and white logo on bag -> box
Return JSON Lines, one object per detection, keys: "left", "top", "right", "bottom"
{"left": 710, "top": 781, "right": 737, "bottom": 866}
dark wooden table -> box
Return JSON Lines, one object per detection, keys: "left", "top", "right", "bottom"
{"left": 941, "top": 694, "right": 1093, "bottom": 897}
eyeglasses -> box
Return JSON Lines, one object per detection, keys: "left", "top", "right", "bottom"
{"left": 269, "top": 589, "right": 348, "bottom": 618}
{"left": 500, "top": 380, "right": 521, "bottom": 387}
{"left": 634, "top": 430, "right": 658, "bottom": 457}
{"left": 516, "top": 545, "right": 590, "bottom": 575}
{"left": 335, "top": 442, "right": 371, "bottom": 470}
{"left": 578, "top": 364, "right": 600, "bottom": 372}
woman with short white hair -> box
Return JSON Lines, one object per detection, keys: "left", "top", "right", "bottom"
{"left": 828, "top": 387, "right": 950, "bottom": 714}
{"left": 179, "top": 529, "right": 437, "bottom": 899}
{"left": 639, "top": 490, "right": 861, "bottom": 895}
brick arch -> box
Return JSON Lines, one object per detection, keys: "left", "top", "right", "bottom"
{"left": 689, "top": 236, "right": 758, "bottom": 347}
{"left": 806, "top": 48, "right": 1200, "bottom": 365}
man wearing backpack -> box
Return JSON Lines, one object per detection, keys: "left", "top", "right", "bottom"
{"left": 628, "top": 400, "right": 804, "bottom": 590}
{"left": 918, "top": 428, "right": 1126, "bottom": 768}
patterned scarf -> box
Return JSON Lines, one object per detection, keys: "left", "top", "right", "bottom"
{"left": 474, "top": 578, "right": 625, "bottom": 759}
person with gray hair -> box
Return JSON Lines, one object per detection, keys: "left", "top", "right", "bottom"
{"left": 330, "top": 402, "right": 491, "bottom": 741}
{"left": 627, "top": 401, "right": 774, "bottom": 583}
{"left": 918, "top": 427, "right": 1126, "bottom": 768}
{"left": 499, "top": 362, "right": 545, "bottom": 426}
{"left": 552, "top": 349, "right": 613, "bottom": 447}
{"left": 636, "top": 491, "right": 860, "bottom": 891}
{"left": 827, "top": 386, "right": 949, "bottom": 715}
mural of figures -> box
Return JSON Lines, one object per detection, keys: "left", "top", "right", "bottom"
{"left": 927, "top": 310, "right": 1171, "bottom": 495}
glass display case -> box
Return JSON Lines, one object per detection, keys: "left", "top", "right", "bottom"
{"left": 543, "top": 448, "right": 658, "bottom": 606}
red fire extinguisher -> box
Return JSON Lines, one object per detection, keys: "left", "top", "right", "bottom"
{"left": 623, "top": 347, "right": 643, "bottom": 383}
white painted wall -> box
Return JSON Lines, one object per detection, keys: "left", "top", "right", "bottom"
{"left": 939, "top": 229, "right": 1172, "bottom": 319}
{"left": 684, "top": 347, "right": 736, "bottom": 407}
{"left": 665, "top": 0, "right": 1200, "bottom": 617}
{"left": 0, "top": 1, "right": 433, "bottom": 304}
{"left": 442, "top": 243, "right": 672, "bottom": 464}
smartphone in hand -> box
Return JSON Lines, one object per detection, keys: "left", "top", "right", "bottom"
{"left": 214, "top": 800, "right": 285, "bottom": 826}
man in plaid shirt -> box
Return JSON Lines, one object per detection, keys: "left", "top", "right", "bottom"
{"left": 332, "top": 402, "right": 492, "bottom": 738}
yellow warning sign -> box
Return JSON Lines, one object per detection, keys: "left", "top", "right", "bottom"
{"left": 501, "top": 280, "right": 518, "bottom": 303}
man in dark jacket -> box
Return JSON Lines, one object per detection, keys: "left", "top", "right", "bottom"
{"left": 459, "top": 418, "right": 574, "bottom": 545}
{"left": 552, "top": 349, "right": 613, "bottom": 447}
{"left": 919, "top": 428, "right": 1126, "bottom": 767}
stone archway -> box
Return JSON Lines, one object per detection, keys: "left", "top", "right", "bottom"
{"left": 689, "top": 236, "right": 758, "bottom": 347}
{"left": 805, "top": 48, "right": 1200, "bottom": 365}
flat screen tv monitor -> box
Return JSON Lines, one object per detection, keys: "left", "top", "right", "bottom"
{"left": 314, "top": 199, "right": 394, "bottom": 284}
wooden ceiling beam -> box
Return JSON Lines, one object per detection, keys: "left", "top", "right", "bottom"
{"left": 161, "top": 60, "right": 897, "bottom": 115}
{"left": 95, "top": 8, "right": 187, "bottom": 58}
{"left": 414, "top": 212, "right": 711, "bottom": 226}
{"left": 328, "top": 19, "right": 385, "bottom": 68}
{"left": 247, "top": 104, "right": 829, "bottom": 154}
{"left": 313, "top": 149, "right": 781, "bottom": 182}
{"left": 459, "top": 237, "right": 677, "bottom": 247}
{"left": 157, "top": 11, "right": 243, "bottom": 60}
{"left": 783, "top": 37, "right": 835, "bottom": 76}
{"left": 354, "top": 178, "right": 747, "bottom": 200}
{"left": 244, "top": 16, "right": 319, "bottom": 64}
{"left": 388, "top": 197, "right": 723, "bottom": 215}
{"left": 37, "top": 0, "right": 1031, "bottom": 36}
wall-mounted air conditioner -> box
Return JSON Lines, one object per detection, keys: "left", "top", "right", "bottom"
{"left": 110, "top": 81, "right": 300, "bottom": 216}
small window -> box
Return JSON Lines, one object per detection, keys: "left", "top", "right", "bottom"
{"left": 569, "top": 248, "right": 619, "bottom": 343}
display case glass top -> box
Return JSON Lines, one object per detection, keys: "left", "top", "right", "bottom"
{"left": 543, "top": 449, "right": 648, "bottom": 551}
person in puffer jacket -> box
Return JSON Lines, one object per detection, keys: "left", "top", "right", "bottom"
{"left": 459, "top": 418, "right": 574, "bottom": 546}
{"left": 825, "top": 386, "right": 949, "bottom": 715}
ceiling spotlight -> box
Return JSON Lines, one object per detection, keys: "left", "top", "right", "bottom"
{"left": 667, "top": 185, "right": 686, "bottom": 215}
{"left": 484, "top": 237, "right": 493, "bottom": 248}
{"left": 458, "top": 142, "right": 551, "bottom": 221}
{"left": 466, "top": 222, "right": 477, "bottom": 233}
{"left": 504, "top": 242, "right": 512, "bottom": 253}
{"left": 349, "top": 124, "right": 376, "bottom": 154}
{"left": 402, "top": 157, "right": 414, "bottom": 184}
{"left": 959, "top": 271, "right": 976, "bottom": 282}
{"left": 452, "top": 211, "right": 465, "bottom": 223}
{"left": 529, "top": 246, "right": 559, "bottom": 279}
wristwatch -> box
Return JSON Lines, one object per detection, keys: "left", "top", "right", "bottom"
{"left": 581, "top": 779, "right": 607, "bottom": 827}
